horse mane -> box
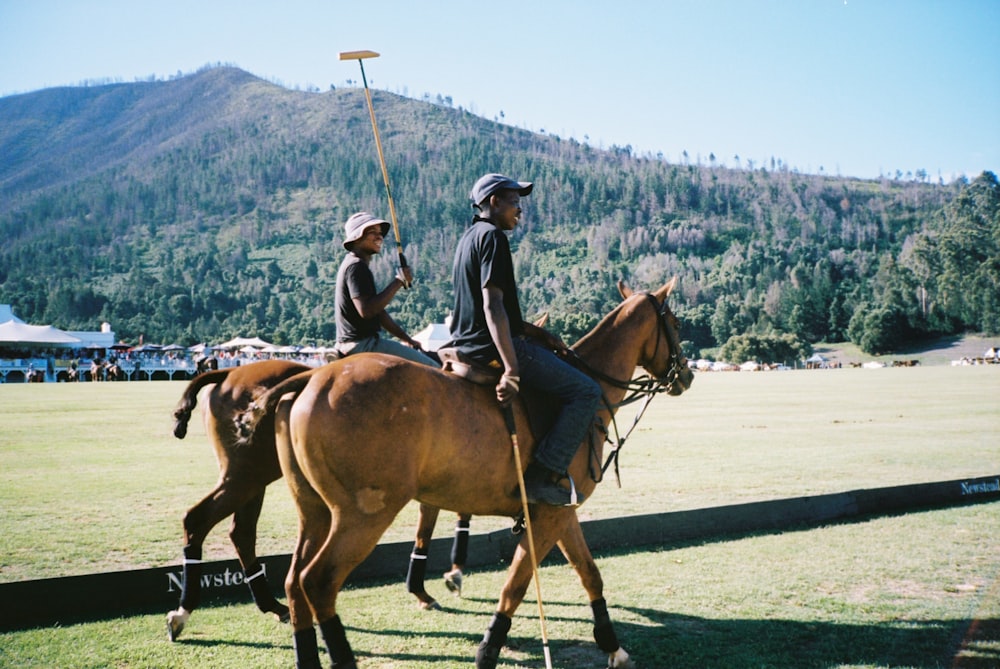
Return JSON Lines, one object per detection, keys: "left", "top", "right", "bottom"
{"left": 571, "top": 289, "right": 647, "bottom": 354}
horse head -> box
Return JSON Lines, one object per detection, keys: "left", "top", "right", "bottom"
{"left": 617, "top": 277, "right": 693, "bottom": 396}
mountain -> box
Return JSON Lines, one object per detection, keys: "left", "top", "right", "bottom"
{"left": 1, "top": 66, "right": 996, "bottom": 356}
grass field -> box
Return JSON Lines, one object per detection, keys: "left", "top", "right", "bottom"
{"left": 2, "top": 365, "right": 996, "bottom": 582}
{"left": 1, "top": 365, "right": 998, "bottom": 667}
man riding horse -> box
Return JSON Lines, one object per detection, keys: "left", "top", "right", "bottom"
{"left": 446, "top": 173, "right": 602, "bottom": 507}
{"left": 239, "top": 172, "right": 694, "bottom": 668}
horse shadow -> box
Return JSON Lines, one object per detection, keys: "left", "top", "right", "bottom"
{"left": 597, "top": 605, "right": 996, "bottom": 669}
{"left": 339, "top": 606, "right": 996, "bottom": 668}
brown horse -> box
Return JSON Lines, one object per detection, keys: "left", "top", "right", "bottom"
{"left": 105, "top": 362, "right": 127, "bottom": 381}
{"left": 166, "top": 359, "right": 310, "bottom": 641}
{"left": 166, "top": 359, "right": 471, "bottom": 641}
{"left": 245, "top": 277, "right": 692, "bottom": 669}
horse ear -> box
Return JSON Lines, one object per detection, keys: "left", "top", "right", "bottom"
{"left": 533, "top": 311, "right": 549, "bottom": 328}
{"left": 655, "top": 276, "right": 678, "bottom": 301}
{"left": 617, "top": 279, "right": 633, "bottom": 299}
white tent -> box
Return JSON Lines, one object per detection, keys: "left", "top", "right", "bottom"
{"left": 804, "top": 353, "right": 829, "bottom": 369}
{"left": 412, "top": 323, "right": 451, "bottom": 352}
{"left": 0, "top": 320, "right": 83, "bottom": 346}
{"left": 216, "top": 336, "right": 274, "bottom": 349}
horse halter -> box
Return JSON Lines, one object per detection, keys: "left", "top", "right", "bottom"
{"left": 640, "top": 292, "right": 686, "bottom": 394}
{"left": 566, "top": 292, "right": 688, "bottom": 485}
{"left": 569, "top": 292, "right": 685, "bottom": 397}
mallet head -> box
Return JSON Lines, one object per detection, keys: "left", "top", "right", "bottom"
{"left": 339, "top": 50, "right": 380, "bottom": 61}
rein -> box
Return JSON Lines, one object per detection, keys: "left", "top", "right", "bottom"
{"left": 564, "top": 293, "right": 685, "bottom": 486}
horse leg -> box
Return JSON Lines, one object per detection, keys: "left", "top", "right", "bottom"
{"left": 407, "top": 503, "right": 441, "bottom": 610}
{"left": 286, "top": 507, "right": 329, "bottom": 669}
{"left": 166, "top": 485, "right": 235, "bottom": 640}
{"left": 557, "top": 515, "right": 633, "bottom": 669}
{"left": 444, "top": 513, "right": 472, "bottom": 597}
{"left": 476, "top": 511, "right": 564, "bottom": 669}
{"left": 230, "top": 490, "right": 289, "bottom": 622}
{"left": 165, "top": 480, "right": 266, "bottom": 641}
{"left": 275, "top": 393, "right": 334, "bottom": 669}
{"left": 304, "top": 509, "right": 404, "bottom": 669}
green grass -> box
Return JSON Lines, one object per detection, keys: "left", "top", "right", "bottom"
{"left": 1, "top": 503, "right": 997, "bottom": 668}
{"left": 1, "top": 366, "right": 997, "bottom": 582}
{"left": 0, "top": 366, "right": 998, "bottom": 667}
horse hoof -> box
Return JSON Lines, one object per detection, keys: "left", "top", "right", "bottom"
{"left": 271, "top": 602, "right": 291, "bottom": 623}
{"left": 443, "top": 569, "right": 463, "bottom": 597}
{"left": 608, "top": 647, "right": 634, "bottom": 668}
{"left": 166, "top": 608, "right": 189, "bottom": 642}
{"left": 417, "top": 599, "right": 442, "bottom": 611}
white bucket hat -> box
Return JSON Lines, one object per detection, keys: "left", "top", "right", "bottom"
{"left": 343, "top": 212, "right": 390, "bottom": 249}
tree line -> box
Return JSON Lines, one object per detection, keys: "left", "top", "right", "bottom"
{"left": 0, "top": 67, "right": 996, "bottom": 361}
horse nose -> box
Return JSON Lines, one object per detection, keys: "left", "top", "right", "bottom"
{"left": 671, "top": 365, "right": 694, "bottom": 394}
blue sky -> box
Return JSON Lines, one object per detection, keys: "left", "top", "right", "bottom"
{"left": 2, "top": 0, "right": 997, "bottom": 182}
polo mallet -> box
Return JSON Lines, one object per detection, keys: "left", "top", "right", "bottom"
{"left": 339, "top": 49, "right": 409, "bottom": 287}
{"left": 502, "top": 405, "right": 554, "bottom": 669}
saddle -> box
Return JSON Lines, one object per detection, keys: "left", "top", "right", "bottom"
{"left": 437, "top": 348, "right": 502, "bottom": 385}
{"left": 437, "top": 348, "right": 560, "bottom": 439}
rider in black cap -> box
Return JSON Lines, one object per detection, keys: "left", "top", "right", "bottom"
{"left": 447, "top": 173, "right": 601, "bottom": 506}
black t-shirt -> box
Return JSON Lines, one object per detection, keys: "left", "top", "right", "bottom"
{"left": 335, "top": 252, "right": 379, "bottom": 342}
{"left": 448, "top": 219, "right": 525, "bottom": 364}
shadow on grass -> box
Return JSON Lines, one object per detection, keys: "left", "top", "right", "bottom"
{"left": 606, "top": 606, "right": 997, "bottom": 669}
{"left": 338, "top": 607, "right": 998, "bottom": 669}
{"left": 172, "top": 637, "right": 285, "bottom": 650}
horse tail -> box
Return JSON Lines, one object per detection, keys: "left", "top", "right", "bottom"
{"left": 234, "top": 369, "right": 317, "bottom": 448}
{"left": 172, "top": 368, "right": 235, "bottom": 439}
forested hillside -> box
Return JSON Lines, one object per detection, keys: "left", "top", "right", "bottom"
{"left": 1, "top": 66, "right": 997, "bottom": 358}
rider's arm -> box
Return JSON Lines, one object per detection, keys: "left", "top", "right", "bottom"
{"left": 377, "top": 311, "right": 420, "bottom": 348}
{"left": 352, "top": 265, "right": 414, "bottom": 320}
{"left": 483, "top": 284, "right": 520, "bottom": 404}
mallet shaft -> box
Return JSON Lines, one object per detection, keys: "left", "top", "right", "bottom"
{"left": 503, "top": 406, "right": 554, "bottom": 669}
{"left": 342, "top": 50, "right": 410, "bottom": 284}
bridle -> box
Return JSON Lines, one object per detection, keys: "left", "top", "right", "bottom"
{"left": 563, "top": 292, "right": 687, "bottom": 485}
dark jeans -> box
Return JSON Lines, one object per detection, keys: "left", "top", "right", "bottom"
{"left": 513, "top": 337, "right": 602, "bottom": 475}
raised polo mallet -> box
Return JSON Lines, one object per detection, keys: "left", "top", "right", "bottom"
{"left": 339, "top": 49, "right": 409, "bottom": 287}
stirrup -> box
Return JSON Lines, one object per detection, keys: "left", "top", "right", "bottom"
{"left": 563, "top": 472, "right": 581, "bottom": 506}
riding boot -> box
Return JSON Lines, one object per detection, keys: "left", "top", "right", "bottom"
{"left": 475, "top": 612, "right": 511, "bottom": 669}
{"left": 522, "top": 462, "right": 583, "bottom": 507}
